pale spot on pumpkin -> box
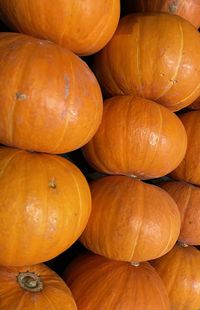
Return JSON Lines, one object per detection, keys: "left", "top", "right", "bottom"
{"left": 168, "top": 1, "right": 178, "bottom": 13}
{"left": 48, "top": 178, "right": 57, "bottom": 189}
{"left": 16, "top": 92, "right": 28, "bottom": 101}
{"left": 170, "top": 79, "right": 178, "bottom": 84}
{"left": 149, "top": 132, "right": 159, "bottom": 146}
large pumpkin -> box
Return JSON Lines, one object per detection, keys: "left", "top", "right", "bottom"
{"left": 63, "top": 253, "right": 170, "bottom": 310}
{"left": 160, "top": 181, "right": 200, "bottom": 245}
{"left": 83, "top": 96, "right": 187, "bottom": 179}
{"left": 152, "top": 244, "right": 200, "bottom": 310}
{"left": 80, "top": 176, "right": 181, "bottom": 262}
{"left": 0, "top": 32, "right": 103, "bottom": 154}
{"left": 122, "top": 0, "right": 200, "bottom": 28}
{"left": 0, "top": 0, "right": 120, "bottom": 56}
{"left": 0, "top": 263, "right": 77, "bottom": 309}
{"left": 171, "top": 111, "right": 200, "bottom": 185}
{"left": 0, "top": 146, "right": 91, "bottom": 266}
{"left": 93, "top": 13, "right": 200, "bottom": 111}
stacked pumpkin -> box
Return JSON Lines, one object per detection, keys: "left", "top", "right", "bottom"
{"left": 64, "top": 4, "right": 200, "bottom": 310}
{"left": 0, "top": 1, "right": 200, "bottom": 310}
{"left": 0, "top": 1, "right": 120, "bottom": 309}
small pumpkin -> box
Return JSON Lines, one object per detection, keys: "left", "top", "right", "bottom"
{"left": 171, "top": 111, "right": 200, "bottom": 185}
{"left": 0, "top": 263, "right": 77, "bottom": 309}
{"left": 0, "top": 32, "right": 103, "bottom": 154}
{"left": 152, "top": 243, "right": 200, "bottom": 310}
{"left": 63, "top": 252, "right": 170, "bottom": 310}
{"left": 93, "top": 13, "right": 200, "bottom": 111}
{"left": 0, "top": 146, "right": 91, "bottom": 266}
{"left": 122, "top": 0, "right": 200, "bottom": 28}
{"left": 83, "top": 96, "right": 187, "bottom": 179}
{"left": 160, "top": 181, "right": 200, "bottom": 245}
{"left": 0, "top": 0, "right": 120, "bottom": 56}
{"left": 80, "top": 176, "right": 181, "bottom": 262}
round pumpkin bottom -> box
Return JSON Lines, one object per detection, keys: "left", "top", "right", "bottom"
{"left": 63, "top": 252, "right": 170, "bottom": 310}
{"left": 0, "top": 264, "right": 77, "bottom": 309}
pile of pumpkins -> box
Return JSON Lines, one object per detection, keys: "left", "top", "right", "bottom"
{"left": 0, "top": 0, "right": 200, "bottom": 309}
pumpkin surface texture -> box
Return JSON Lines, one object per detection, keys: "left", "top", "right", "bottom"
{"left": 63, "top": 253, "right": 170, "bottom": 310}
{"left": 189, "top": 96, "right": 200, "bottom": 109}
{"left": 152, "top": 244, "right": 200, "bottom": 310}
{"left": 171, "top": 111, "right": 200, "bottom": 185}
{"left": 83, "top": 96, "right": 187, "bottom": 179}
{"left": 0, "top": 32, "right": 103, "bottom": 154}
{"left": 160, "top": 181, "right": 200, "bottom": 245}
{"left": 0, "top": 146, "right": 91, "bottom": 266}
{"left": 80, "top": 176, "right": 181, "bottom": 262}
{"left": 0, "top": 264, "right": 77, "bottom": 310}
{"left": 0, "top": 0, "right": 120, "bottom": 56}
{"left": 122, "top": 0, "right": 200, "bottom": 28}
{"left": 93, "top": 13, "right": 200, "bottom": 111}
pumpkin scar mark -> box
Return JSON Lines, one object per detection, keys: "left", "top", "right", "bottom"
{"left": 64, "top": 75, "right": 69, "bottom": 98}
{"left": 16, "top": 92, "right": 28, "bottom": 101}
{"left": 169, "top": 1, "right": 178, "bottom": 13}
{"left": 48, "top": 178, "right": 57, "bottom": 189}
{"left": 155, "top": 21, "right": 183, "bottom": 101}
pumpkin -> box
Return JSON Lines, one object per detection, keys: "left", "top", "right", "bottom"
{"left": 171, "top": 111, "right": 200, "bottom": 185}
{"left": 0, "top": 0, "right": 120, "bottom": 56}
{"left": 0, "top": 263, "right": 77, "bottom": 310}
{"left": 80, "top": 176, "right": 181, "bottom": 262}
{"left": 122, "top": 0, "right": 200, "bottom": 28}
{"left": 0, "top": 146, "right": 91, "bottom": 266}
{"left": 83, "top": 96, "right": 187, "bottom": 179}
{"left": 160, "top": 181, "right": 200, "bottom": 245}
{"left": 63, "top": 252, "right": 170, "bottom": 310}
{"left": 0, "top": 32, "right": 103, "bottom": 154}
{"left": 189, "top": 96, "right": 200, "bottom": 109}
{"left": 93, "top": 13, "right": 200, "bottom": 111}
{"left": 152, "top": 243, "right": 200, "bottom": 310}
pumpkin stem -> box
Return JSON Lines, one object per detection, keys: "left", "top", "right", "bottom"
{"left": 17, "top": 272, "right": 43, "bottom": 292}
{"left": 177, "top": 241, "right": 189, "bottom": 248}
{"left": 130, "top": 262, "right": 140, "bottom": 267}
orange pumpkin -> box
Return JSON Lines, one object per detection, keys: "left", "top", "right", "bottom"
{"left": 0, "top": 146, "right": 91, "bottom": 266}
{"left": 171, "top": 111, "right": 200, "bottom": 185}
{"left": 160, "top": 181, "right": 200, "bottom": 245}
{"left": 0, "top": 32, "right": 103, "bottom": 154}
{"left": 123, "top": 0, "right": 200, "bottom": 28}
{"left": 80, "top": 176, "right": 181, "bottom": 262}
{"left": 189, "top": 96, "right": 200, "bottom": 109}
{"left": 63, "top": 253, "right": 170, "bottom": 310}
{"left": 152, "top": 243, "right": 200, "bottom": 310}
{"left": 83, "top": 96, "right": 187, "bottom": 179}
{"left": 0, "top": 0, "right": 120, "bottom": 56}
{"left": 93, "top": 13, "right": 200, "bottom": 111}
{"left": 0, "top": 263, "right": 77, "bottom": 309}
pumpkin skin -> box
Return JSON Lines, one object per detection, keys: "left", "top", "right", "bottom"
{"left": 122, "top": 0, "right": 200, "bottom": 28}
{"left": 0, "top": 32, "right": 103, "bottom": 154}
{"left": 83, "top": 96, "right": 187, "bottom": 179}
{"left": 80, "top": 176, "right": 181, "bottom": 262}
{"left": 152, "top": 244, "right": 200, "bottom": 310}
{"left": 0, "top": 146, "right": 91, "bottom": 266}
{"left": 0, "top": 0, "right": 120, "bottom": 56}
{"left": 0, "top": 264, "right": 77, "bottom": 310}
{"left": 160, "top": 181, "right": 200, "bottom": 245}
{"left": 171, "top": 111, "right": 200, "bottom": 185}
{"left": 63, "top": 253, "right": 170, "bottom": 310}
{"left": 189, "top": 96, "right": 200, "bottom": 109}
{"left": 93, "top": 13, "right": 200, "bottom": 111}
